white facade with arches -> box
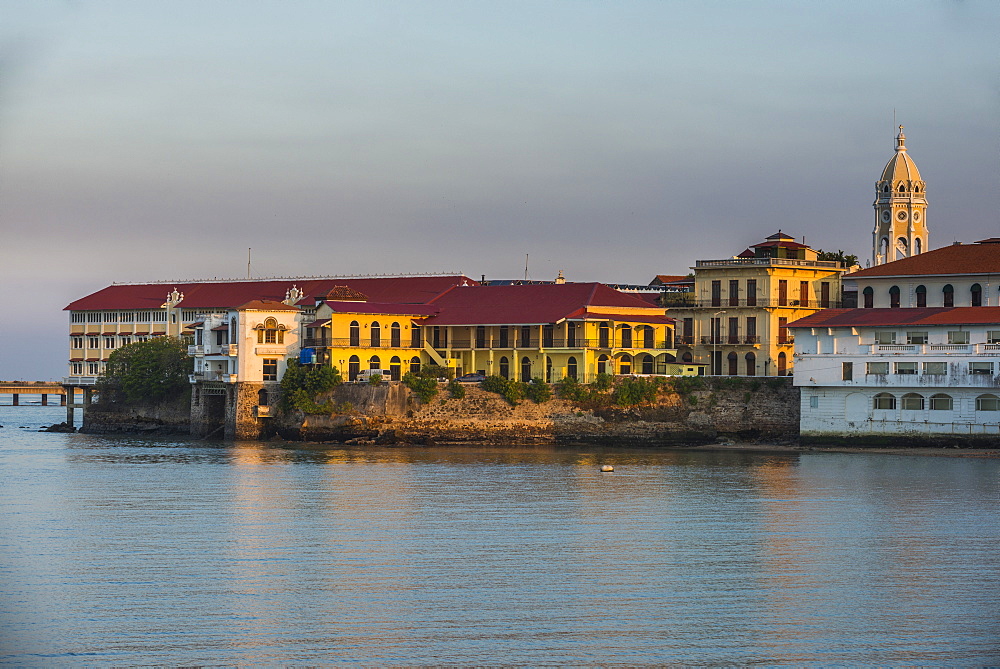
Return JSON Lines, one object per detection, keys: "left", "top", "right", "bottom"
{"left": 790, "top": 307, "right": 1000, "bottom": 441}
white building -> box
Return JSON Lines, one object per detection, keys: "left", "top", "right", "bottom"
{"left": 791, "top": 307, "right": 1000, "bottom": 443}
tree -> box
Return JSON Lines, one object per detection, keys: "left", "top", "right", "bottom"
{"left": 816, "top": 249, "right": 859, "bottom": 267}
{"left": 98, "top": 337, "right": 193, "bottom": 404}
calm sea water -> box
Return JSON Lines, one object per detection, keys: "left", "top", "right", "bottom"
{"left": 1, "top": 404, "right": 998, "bottom": 665}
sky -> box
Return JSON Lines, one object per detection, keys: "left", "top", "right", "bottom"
{"left": 1, "top": 0, "right": 998, "bottom": 380}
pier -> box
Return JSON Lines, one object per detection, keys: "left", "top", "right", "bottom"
{"left": 0, "top": 382, "right": 95, "bottom": 428}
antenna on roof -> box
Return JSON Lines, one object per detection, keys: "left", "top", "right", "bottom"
{"left": 247, "top": 248, "right": 252, "bottom": 280}
{"left": 524, "top": 253, "right": 529, "bottom": 281}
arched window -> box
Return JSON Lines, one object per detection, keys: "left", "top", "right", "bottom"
{"left": 882, "top": 184, "right": 889, "bottom": 193}
{"left": 943, "top": 284, "right": 954, "bottom": 308}
{"left": 745, "top": 352, "right": 756, "bottom": 376}
{"left": 258, "top": 317, "right": 283, "bottom": 344}
{"left": 389, "top": 356, "right": 401, "bottom": 381}
{"left": 914, "top": 238, "right": 922, "bottom": 255}
{"left": 777, "top": 351, "right": 787, "bottom": 376}
{"left": 599, "top": 323, "right": 611, "bottom": 348}
{"left": 258, "top": 389, "right": 268, "bottom": 406}
{"left": 520, "top": 357, "right": 532, "bottom": 382}
{"left": 971, "top": 283, "right": 983, "bottom": 307}
{"left": 879, "top": 237, "right": 889, "bottom": 260}
{"left": 863, "top": 286, "right": 874, "bottom": 309}
{"left": 619, "top": 354, "right": 632, "bottom": 375}
{"left": 727, "top": 352, "right": 738, "bottom": 376}
{"left": 545, "top": 356, "right": 553, "bottom": 382}
{"left": 391, "top": 322, "right": 401, "bottom": 347}
{"left": 889, "top": 285, "right": 900, "bottom": 309}
{"left": 898, "top": 183, "right": 906, "bottom": 192}
{"left": 976, "top": 394, "right": 1000, "bottom": 411}
{"left": 641, "top": 354, "right": 654, "bottom": 375}
{"left": 567, "top": 322, "right": 577, "bottom": 347}
{"left": 642, "top": 326, "right": 654, "bottom": 348}
{"left": 349, "top": 321, "right": 360, "bottom": 347}
{"left": 368, "top": 355, "right": 381, "bottom": 370}
{"left": 409, "top": 356, "right": 421, "bottom": 374}
{"left": 620, "top": 326, "right": 633, "bottom": 348}
{"left": 567, "top": 356, "right": 578, "bottom": 380}
{"left": 681, "top": 352, "right": 693, "bottom": 363}
{"left": 873, "top": 392, "right": 896, "bottom": 410}
{"left": 499, "top": 356, "right": 509, "bottom": 379}
{"left": 370, "top": 321, "right": 381, "bottom": 347}
{"left": 597, "top": 354, "right": 610, "bottom": 374}
{"left": 901, "top": 393, "right": 924, "bottom": 410}
{"left": 929, "top": 394, "right": 953, "bottom": 411}
{"left": 915, "top": 285, "right": 927, "bottom": 308}
{"left": 348, "top": 355, "right": 360, "bottom": 381}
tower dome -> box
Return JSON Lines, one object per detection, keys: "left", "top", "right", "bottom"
{"left": 872, "top": 126, "right": 928, "bottom": 266}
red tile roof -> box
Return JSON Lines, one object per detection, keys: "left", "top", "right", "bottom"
{"left": 234, "top": 300, "right": 300, "bottom": 312}
{"left": 65, "top": 276, "right": 476, "bottom": 311}
{"left": 424, "top": 283, "right": 668, "bottom": 326}
{"left": 789, "top": 307, "right": 1000, "bottom": 329}
{"left": 324, "top": 286, "right": 369, "bottom": 301}
{"left": 846, "top": 242, "right": 1000, "bottom": 278}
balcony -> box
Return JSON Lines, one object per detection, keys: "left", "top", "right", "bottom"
{"left": 695, "top": 258, "right": 846, "bottom": 269}
{"left": 188, "top": 345, "right": 204, "bottom": 355}
{"left": 62, "top": 376, "right": 98, "bottom": 386}
{"left": 223, "top": 344, "right": 237, "bottom": 356}
{"left": 190, "top": 372, "right": 237, "bottom": 383}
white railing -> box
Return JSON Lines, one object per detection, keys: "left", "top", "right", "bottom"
{"left": 695, "top": 258, "right": 844, "bottom": 269}
{"left": 62, "top": 376, "right": 98, "bottom": 385}
{"left": 223, "top": 344, "right": 237, "bottom": 356}
{"left": 188, "top": 345, "right": 204, "bottom": 355}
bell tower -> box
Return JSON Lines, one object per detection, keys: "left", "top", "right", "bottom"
{"left": 873, "top": 126, "right": 928, "bottom": 265}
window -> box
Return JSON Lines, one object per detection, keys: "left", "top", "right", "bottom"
{"left": 348, "top": 355, "right": 360, "bottom": 381}
{"left": 969, "top": 362, "right": 994, "bottom": 375}
{"left": 809, "top": 396, "right": 819, "bottom": 409}
{"left": 923, "top": 362, "right": 947, "bottom": 375}
{"left": 137, "top": 311, "right": 152, "bottom": 322}
{"left": 948, "top": 331, "right": 970, "bottom": 344}
{"left": 567, "top": 356, "right": 578, "bottom": 380}
{"left": 88, "top": 337, "right": 99, "bottom": 349}
{"left": 777, "top": 351, "right": 786, "bottom": 376}
{"left": 777, "top": 317, "right": 788, "bottom": 344}
{"left": 104, "top": 337, "right": 116, "bottom": 349}
{"left": 88, "top": 362, "right": 101, "bottom": 375}
{"left": 598, "top": 354, "right": 610, "bottom": 374}
{"left": 390, "top": 356, "right": 401, "bottom": 381}
{"left": 711, "top": 280, "right": 721, "bottom": 307}
{"left": 971, "top": 283, "right": 983, "bottom": 307}
{"left": 873, "top": 393, "right": 896, "bottom": 410}
{"left": 120, "top": 336, "right": 132, "bottom": 346}
{"left": 875, "top": 331, "right": 897, "bottom": 345}
{"left": 599, "top": 323, "right": 610, "bottom": 348}
{"left": 620, "top": 326, "right": 632, "bottom": 348}
{"left": 350, "top": 321, "right": 360, "bottom": 347}
{"left": 863, "top": 286, "right": 874, "bottom": 309}
{"left": 895, "top": 362, "right": 917, "bottom": 375}
{"left": 976, "top": 394, "right": 1000, "bottom": 411}
{"left": 867, "top": 362, "right": 889, "bottom": 375}
{"left": 820, "top": 282, "right": 830, "bottom": 308}
{"left": 370, "top": 321, "right": 381, "bottom": 347}
{"left": 263, "top": 358, "right": 278, "bottom": 381}
{"left": 120, "top": 312, "right": 134, "bottom": 323}
{"left": 643, "top": 325, "right": 655, "bottom": 348}
{"left": 410, "top": 356, "right": 421, "bottom": 374}
{"left": 258, "top": 317, "right": 283, "bottom": 345}
{"left": 520, "top": 325, "right": 532, "bottom": 347}
{"left": 542, "top": 325, "right": 554, "bottom": 348}
{"left": 567, "top": 322, "right": 577, "bottom": 347}
{"left": 745, "top": 352, "right": 756, "bottom": 376}
{"left": 71, "top": 362, "right": 83, "bottom": 375}
{"left": 181, "top": 310, "right": 199, "bottom": 322}
{"left": 727, "top": 352, "right": 738, "bottom": 376}
{"left": 727, "top": 318, "right": 739, "bottom": 344}
{"left": 889, "top": 286, "right": 900, "bottom": 308}
{"left": 152, "top": 311, "right": 167, "bottom": 323}
{"left": 943, "top": 284, "right": 954, "bottom": 308}
{"left": 746, "top": 317, "right": 757, "bottom": 343}
{"left": 476, "top": 326, "right": 487, "bottom": 348}
{"left": 104, "top": 312, "right": 118, "bottom": 323}
{"left": 71, "top": 312, "right": 85, "bottom": 323}
{"left": 906, "top": 332, "right": 927, "bottom": 345}
{"left": 87, "top": 312, "right": 102, "bottom": 323}
{"left": 499, "top": 356, "right": 509, "bottom": 379}
{"left": 498, "top": 325, "right": 509, "bottom": 348}
{"left": 411, "top": 325, "right": 422, "bottom": 348}
{"left": 778, "top": 280, "right": 787, "bottom": 306}
{"left": 842, "top": 361, "right": 853, "bottom": 381}
{"left": 520, "top": 357, "right": 532, "bottom": 381}
{"left": 915, "top": 285, "right": 926, "bottom": 308}
{"left": 729, "top": 280, "right": 739, "bottom": 306}
{"left": 901, "top": 393, "right": 924, "bottom": 410}
{"left": 988, "top": 331, "right": 1000, "bottom": 344}
{"left": 71, "top": 337, "right": 84, "bottom": 349}
{"left": 619, "top": 354, "right": 632, "bottom": 375}
{"left": 746, "top": 280, "right": 757, "bottom": 307}
{"left": 929, "top": 394, "right": 953, "bottom": 411}
{"left": 391, "top": 323, "right": 401, "bottom": 348}
{"left": 799, "top": 281, "right": 809, "bottom": 308}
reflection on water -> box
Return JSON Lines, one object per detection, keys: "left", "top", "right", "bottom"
{"left": 1, "top": 406, "right": 999, "bottom": 664}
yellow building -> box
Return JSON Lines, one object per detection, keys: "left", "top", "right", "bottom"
{"left": 304, "top": 282, "right": 693, "bottom": 382}
{"left": 665, "top": 232, "right": 851, "bottom": 376}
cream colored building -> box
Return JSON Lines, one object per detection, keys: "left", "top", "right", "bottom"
{"left": 873, "top": 126, "right": 928, "bottom": 265}
{"left": 666, "top": 232, "right": 851, "bottom": 376}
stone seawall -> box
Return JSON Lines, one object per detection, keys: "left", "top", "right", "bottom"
{"left": 81, "top": 397, "right": 191, "bottom": 435}
{"left": 277, "top": 378, "right": 801, "bottom": 446}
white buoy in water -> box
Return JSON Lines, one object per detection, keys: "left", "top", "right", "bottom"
{"left": 600, "top": 464, "right": 614, "bottom": 472}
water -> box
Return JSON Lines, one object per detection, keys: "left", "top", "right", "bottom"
{"left": 1, "top": 405, "right": 999, "bottom": 665}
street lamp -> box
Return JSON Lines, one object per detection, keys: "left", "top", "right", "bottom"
{"left": 713, "top": 310, "right": 726, "bottom": 375}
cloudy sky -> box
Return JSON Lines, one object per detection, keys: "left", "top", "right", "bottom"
{"left": 2, "top": 0, "right": 998, "bottom": 380}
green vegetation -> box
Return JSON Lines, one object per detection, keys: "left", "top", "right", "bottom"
{"left": 524, "top": 378, "right": 552, "bottom": 403}
{"left": 611, "top": 376, "right": 666, "bottom": 406}
{"left": 816, "top": 249, "right": 859, "bottom": 268}
{"left": 402, "top": 372, "right": 439, "bottom": 403}
{"left": 98, "top": 337, "right": 193, "bottom": 404}
{"left": 554, "top": 375, "right": 589, "bottom": 402}
{"left": 481, "top": 375, "right": 526, "bottom": 406}
{"left": 446, "top": 378, "right": 466, "bottom": 399}
{"left": 368, "top": 373, "right": 383, "bottom": 385}
{"left": 280, "top": 359, "right": 343, "bottom": 414}
{"left": 592, "top": 373, "right": 614, "bottom": 391}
